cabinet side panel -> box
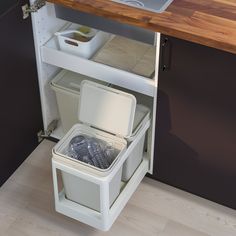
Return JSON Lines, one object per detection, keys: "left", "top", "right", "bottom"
{"left": 30, "top": 2, "right": 67, "bottom": 130}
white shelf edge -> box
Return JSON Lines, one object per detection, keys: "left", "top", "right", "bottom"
{"left": 41, "top": 40, "right": 156, "bottom": 97}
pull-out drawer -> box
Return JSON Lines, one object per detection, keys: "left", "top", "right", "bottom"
{"left": 52, "top": 125, "right": 150, "bottom": 231}
{"left": 51, "top": 81, "right": 151, "bottom": 231}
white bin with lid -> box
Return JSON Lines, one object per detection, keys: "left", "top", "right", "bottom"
{"left": 122, "top": 104, "right": 150, "bottom": 181}
{"left": 51, "top": 70, "right": 107, "bottom": 133}
{"left": 78, "top": 81, "right": 150, "bottom": 181}
{"left": 53, "top": 80, "right": 141, "bottom": 212}
{"left": 53, "top": 124, "right": 127, "bottom": 212}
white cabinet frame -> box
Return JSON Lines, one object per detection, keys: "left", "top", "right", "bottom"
{"left": 30, "top": 2, "right": 161, "bottom": 231}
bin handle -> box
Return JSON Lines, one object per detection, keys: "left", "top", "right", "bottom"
{"left": 161, "top": 37, "right": 171, "bottom": 71}
{"left": 64, "top": 39, "right": 79, "bottom": 47}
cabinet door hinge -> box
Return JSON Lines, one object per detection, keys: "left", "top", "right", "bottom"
{"left": 22, "top": 0, "right": 46, "bottom": 19}
{"left": 37, "top": 119, "right": 58, "bottom": 142}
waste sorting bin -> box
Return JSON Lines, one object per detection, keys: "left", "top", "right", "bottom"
{"left": 52, "top": 80, "right": 150, "bottom": 212}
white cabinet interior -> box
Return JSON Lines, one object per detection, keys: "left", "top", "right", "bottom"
{"left": 30, "top": 2, "right": 161, "bottom": 231}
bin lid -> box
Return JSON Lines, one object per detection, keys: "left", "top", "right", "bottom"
{"left": 51, "top": 70, "right": 99, "bottom": 94}
{"left": 79, "top": 80, "right": 137, "bottom": 137}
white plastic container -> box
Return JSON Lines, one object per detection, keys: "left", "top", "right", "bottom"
{"left": 51, "top": 70, "right": 107, "bottom": 133}
{"left": 78, "top": 82, "right": 150, "bottom": 182}
{"left": 122, "top": 104, "right": 150, "bottom": 181}
{"left": 53, "top": 124, "right": 126, "bottom": 212}
{"left": 53, "top": 81, "right": 140, "bottom": 212}
{"left": 55, "top": 27, "right": 110, "bottom": 59}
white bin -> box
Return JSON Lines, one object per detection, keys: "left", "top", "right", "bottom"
{"left": 55, "top": 27, "right": 110, "bottom": 59}
{"left": 51, "top": 70, "right": 107, "bottom": 133}
{"left": 53, "top": 81, "right": 144, "bottom": 212}
{"left": 53, "top": 124, "right": 126, "bottom": 212}
{"left": 122, "top": 104, "right": 150, "bottom": 181}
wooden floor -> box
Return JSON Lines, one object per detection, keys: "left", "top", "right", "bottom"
{"left": 0, "top": 140, "right": 236, "bottom": 236}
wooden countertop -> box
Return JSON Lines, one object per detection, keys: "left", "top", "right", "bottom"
{"left": 47, "top": 0, "right": 236, "bottom": 55}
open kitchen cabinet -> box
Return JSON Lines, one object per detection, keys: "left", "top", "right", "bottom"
{"left": 4, "top": 0, "right": 236, "bottom": 232}
{"left": 29, "top": 1, "right": 160, "bottom": 231}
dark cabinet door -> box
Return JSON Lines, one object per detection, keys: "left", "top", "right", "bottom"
{"left": 0, "top": 0, "right": 43, "bottom": 186}
{"left": 153, "top": 35, "right": 236, "bottom": 209}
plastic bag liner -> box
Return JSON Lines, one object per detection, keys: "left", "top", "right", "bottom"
{"left": 64, "top": 135, "right": 119, "bottom": 169}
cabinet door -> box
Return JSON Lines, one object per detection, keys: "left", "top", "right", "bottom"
{"left": 153, "top": 35, "right": 236, "bottom": 209}
{"left": 0, "top": 0, "right": 43, "bottom": 186}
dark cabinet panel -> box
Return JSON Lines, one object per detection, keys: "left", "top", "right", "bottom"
{"left": 0, "top": 1, "right": 43, "bottom": 185}
{"left": 152, "top": 35, "right": 236, "bottom": 209}
{"left": 0, "top": 0, "right": 19, "bottom": 17}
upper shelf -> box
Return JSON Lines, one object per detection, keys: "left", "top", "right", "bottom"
{"left": 47, "top": 0, "right": 236, "bottom": 55}
{"left": 41, "top": 24, "right": 157, "bottom": 97}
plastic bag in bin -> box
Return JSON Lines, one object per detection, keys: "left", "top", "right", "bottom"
{"left": 67, "top": 135, "right": 118, "bottom": 169}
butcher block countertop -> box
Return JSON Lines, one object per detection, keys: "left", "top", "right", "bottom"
{"left": 47, "top": 0, "right": 236, "bottom": 55}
